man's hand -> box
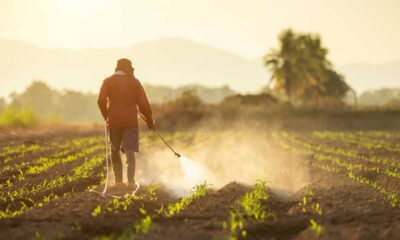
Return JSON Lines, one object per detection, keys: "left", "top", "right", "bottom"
{"left": 147, "top": 120, "right": 155, "bottom": 131}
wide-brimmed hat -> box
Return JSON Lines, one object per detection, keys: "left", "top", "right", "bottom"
{"left": 115, "top": 58, "right": 133, "bottom": 73}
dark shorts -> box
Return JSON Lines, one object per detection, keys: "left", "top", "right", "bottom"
{"left": 109, "top": 127, "right": 139, "bottom": 152}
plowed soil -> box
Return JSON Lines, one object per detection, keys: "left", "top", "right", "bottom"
{"left": 0, "top": 130, "right": 399, "bottom": 240}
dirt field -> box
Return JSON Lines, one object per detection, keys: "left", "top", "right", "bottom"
{"left": 0, "top": 127, "right": 399, "bottom": 240}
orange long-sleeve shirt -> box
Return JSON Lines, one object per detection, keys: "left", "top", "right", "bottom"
{"left": 97, "top": 72, "right": 153, "bottom": 128}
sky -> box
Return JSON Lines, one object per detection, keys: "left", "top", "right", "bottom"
{"left": 1, "top": 0, "right": 400, "bottom": 65}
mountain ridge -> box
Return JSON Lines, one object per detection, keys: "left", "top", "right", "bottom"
{"left": 0, "top": 37, "right": 399, "bottom": 98}
{"left": 0, "top": 37, "right": 267, "bottom": 98}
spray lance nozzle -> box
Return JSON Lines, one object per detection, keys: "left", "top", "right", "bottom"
{"left": 154, "top": 131, "right": 181, "bottom": 158}
{"left": 138, "top": 113, "right": 181, "bottom": 158}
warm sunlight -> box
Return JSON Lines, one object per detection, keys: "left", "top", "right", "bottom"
{"left": 54, "top": 0, "right": 105, "bottom": 18}
{"left": 1, "top": 1, "right": 400, "bottom": 239}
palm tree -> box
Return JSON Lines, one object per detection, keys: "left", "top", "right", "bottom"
{"left": 264, "top": 29, "right": 349, "bottom": 104}
{"left": 264, "top": 29, "right": 300, "bottom": 101}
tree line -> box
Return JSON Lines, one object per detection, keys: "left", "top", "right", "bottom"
{"left": 264, "top": 29, "right": 353, "bottom": 106}
{"left": 2, "top": 81, "right": 101, "bottom": 122}
{"left": 0, "top": 29, "right": 366, "bottom": 127}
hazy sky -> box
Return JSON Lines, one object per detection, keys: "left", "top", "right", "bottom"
{"left": 1, "top": 0, "right": 399, "bottom": 65}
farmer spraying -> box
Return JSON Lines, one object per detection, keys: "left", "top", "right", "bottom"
{"left": 97, "top": 58, "right": 154, "bottom": 190}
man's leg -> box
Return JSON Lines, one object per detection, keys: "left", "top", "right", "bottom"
{"left": 126, "top": 150, "right": 136, "bottom": 185}
{"left": 111, "top": 149, "right": 123, "bottom": 184}
{"left": 109, "top": 128, "right": 123, "bottom": 184}
{"left": 122, "top": 127, "right": 139, "bottom": 187}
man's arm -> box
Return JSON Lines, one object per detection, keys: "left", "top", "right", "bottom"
{"left": 136, "top": 80, "right": 154, "bottom": 128}
{"left": 97, "top": 80, "right": 108, "bottom": 121}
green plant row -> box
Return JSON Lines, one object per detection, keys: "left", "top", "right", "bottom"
{"left": 280, "top": 132, "right": 400, "bottom": 178}
{"left": 0, "top": 143, "right": 43, "bottom": 161}
{"left": 298, "top": 189, "right": 323, "bottom": 237}
{"left": 0, "top": 146, "right": 104, "bottom": 207}
{"left": 273, "top": 132, "right": 400, "bottom": 208}
{"left": 347, "top": 171, "right": 400, "bottom": 207}
{"left": 0, "top": 184, "right": 98, "bottom": 219}
{"left": 165, "top": 181, "right": 208, "bottom": 217}
{"left": 349, "top": 131, "right": 400, "bottom": 141}
{"left": 91, "top": 184, "right": 160, "bottom": 218}
{"left": 0, "top": 151, "right": 105, "bottom": 218}
{"left": 223, "top": 180, "right": 274, "bottom": 240}
{"left": 312, "top": 131, "right": 400, "bottom": 153}
{"left": 94, "top": 182, "right": 209, "bottom": 240}
{"left": 0, "top": 143, "right": 103, "bottom": 191}
{"left": 0, "top": 136, "right": 103, "bottom": 173}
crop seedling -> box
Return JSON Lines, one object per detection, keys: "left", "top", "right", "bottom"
{"left": 92, "top": 205, "right": 102, "bottom": 217}
{"left": 309, "top": 219, "right": 322, "bottom": 237}
{"left": 165, "top": 181, "right": 208, "bottom": 217}
{"left": 223, "top": 180, "right": 274, "bottom": 239}
{"left": 134, "top": 215, "right": 153, "bottom": 234}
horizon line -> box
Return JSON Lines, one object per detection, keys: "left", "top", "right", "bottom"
{"left": 1, "top": 37, "right": 399, "bottom": 66}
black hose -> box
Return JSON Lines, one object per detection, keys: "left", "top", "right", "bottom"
{"left": 138, "top": 113, "right": 181, "bottom": 158}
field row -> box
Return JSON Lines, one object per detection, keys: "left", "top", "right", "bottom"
{"left": 1, "top": 130, "right": 399, "bottom": 239}
{"left": 272, "top": 131, "right": 400, "bottom": 208}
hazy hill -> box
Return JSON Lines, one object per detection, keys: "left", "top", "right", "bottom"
{"left": 1, "top": 38, "right": 400, "bottom": 101}
{"left": 358, "top": 88, "right": 400, "bottom": 106}
{"left": 338, "top": 60, "right": 400, "bottom": 94}
{"left": 0, "top": 38, "right": 267, "bottom": 99}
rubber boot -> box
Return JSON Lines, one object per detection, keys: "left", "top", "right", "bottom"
{"left": 126, "top": 150, "right": 136, "bottom": 188}
{"left": 111, "top": 149, "right": 123, "bottom": 184}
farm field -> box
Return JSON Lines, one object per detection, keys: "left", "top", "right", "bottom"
{"left": 0, "top": 129, "right": 399, "bottom": 240}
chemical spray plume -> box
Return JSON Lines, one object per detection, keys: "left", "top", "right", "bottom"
{"left": 179, "top": 155, "right": 212, "bottom": 186}
{"left": 137, "top": 123, "right": 310, "bottom": 199}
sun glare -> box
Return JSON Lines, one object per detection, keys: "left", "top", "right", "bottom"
{"left": 54, "top": 0, "right": 105, "bottom": 18}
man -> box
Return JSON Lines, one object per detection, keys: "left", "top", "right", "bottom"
{"left": 97, "top": 58, "right": 154, "bottom": 189}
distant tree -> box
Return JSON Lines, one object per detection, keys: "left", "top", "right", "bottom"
{"left": 168, "top": 90, "right": 203, "bottom": 110}
{"left": 302, "top": 69, "right": 349, "bottom": 102}
{"left": 144, "top": 84, "right": 235, "bottom": 104}
{"left": 386, "top": 97, "right": 400, "bottom": 106}
{"left": 359, "top": 88, "right": 400, "bottom": 106}
{"left": 56, "top": 90, "right": 99, "bottom": 122}
{"left": 264, "top": 30, "right": 299, "bottom": 100}
{"left": 144, "top": 84, "right": 175, "bottom": 104}
{"left": 0, "top": 98, "right": 5, "bottom": 112}
{"left": 5, "top": 80, "right": 105, "bottom": 122}
{"left": 264, "top": 29, "right": 350, "bottom": 104}
{"left": 10, "top": 81, "right": 56, "bottom": 115}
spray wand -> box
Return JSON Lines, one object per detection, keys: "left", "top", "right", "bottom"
{"left": 138, "top": 113, "right": 181, "bottom": 158}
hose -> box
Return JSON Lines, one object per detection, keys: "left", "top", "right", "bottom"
{"left": 102, "top": 123, "right": 110, "bottom": 194}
